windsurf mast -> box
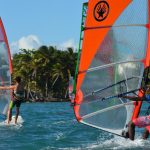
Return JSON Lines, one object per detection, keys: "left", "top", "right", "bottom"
{"left": 73, "top": 2, "right": 88, "bottom": 94}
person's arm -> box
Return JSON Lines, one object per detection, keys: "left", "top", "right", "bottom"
{"left": 0, "top": 85, "right": 15, "bottom": 90}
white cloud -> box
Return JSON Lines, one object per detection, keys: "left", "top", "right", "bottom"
{"left": 10, "top": 36, "right": 77, "bottom": 55}
{"left": 58, "top": 39, "right": 77, "bottom": 50}
{"left": 10, "top": 35, "right": 42, "bottom": 55}
{"left": 118, "top": 55, "right": 138, "bottom": 75}
{"left": 118, "top": 63, "right": 137, "bottom": 75}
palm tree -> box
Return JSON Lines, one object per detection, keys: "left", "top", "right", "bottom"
{"left": 11, "top": 46, "right": 77, "bottom": 100}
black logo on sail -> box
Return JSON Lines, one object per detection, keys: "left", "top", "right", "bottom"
{"left": 94, "top": 1, "right": 109, "bottom": 22}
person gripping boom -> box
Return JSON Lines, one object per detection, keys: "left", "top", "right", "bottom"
{"left": 0, "top": 76, "right": 24, "bottom": 124}
{"left": 119, "top": 85, "right": 150, "bottom": 140}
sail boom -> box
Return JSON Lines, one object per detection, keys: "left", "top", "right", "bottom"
{"left": 79, "top": 59, "right": 142, "bottom": 74}
{"left": 94, "top": 77, "right": 141, "bottom": 93}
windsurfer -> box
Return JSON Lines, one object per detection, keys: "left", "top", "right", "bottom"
{"left": 127, "top": 117, "right": 150, "bottom": 140}
{"left": 119, "top": 86, "right": 150, "bottom": 140}
{"left": 0, "top": 76, "right": 24, "bottom": 124}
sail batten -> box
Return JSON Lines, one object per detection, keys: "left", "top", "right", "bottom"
{"left": 79, "top": 59, "right": 142, "bottom": 74}
{"left": 82, "top": 102, "right": 134, "bottom": 120}
{"left": 84, "top": 24, "right": 147, "bottom": 30}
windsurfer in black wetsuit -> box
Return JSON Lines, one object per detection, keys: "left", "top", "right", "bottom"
{"left": 0, "top": 76, "right": 24, "bottom": 124}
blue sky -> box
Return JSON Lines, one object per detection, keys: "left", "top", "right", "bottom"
{"left": 1, "top": 0, "right": 87, "bottom": 54}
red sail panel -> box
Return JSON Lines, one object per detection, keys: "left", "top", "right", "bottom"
{"left": 0, "top": 18, "right": 12, "bottom": 74}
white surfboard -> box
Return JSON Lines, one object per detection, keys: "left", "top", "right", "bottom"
{"left": 8, "top": 115, "right": 24, "bottom": 125}
{"left": 0, "top": 115, "right": 24, "bottom": 126}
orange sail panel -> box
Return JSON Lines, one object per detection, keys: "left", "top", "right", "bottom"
{"left": 76, "top": 0, "right": 132, "bottom": 91}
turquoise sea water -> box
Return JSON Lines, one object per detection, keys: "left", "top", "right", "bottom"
{"left": 0, "top": 102, "right": 150, "bottom": 150}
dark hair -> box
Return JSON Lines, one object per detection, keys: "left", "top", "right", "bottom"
{"left": 15, "top": 76, "right": 21, "bottom": 83}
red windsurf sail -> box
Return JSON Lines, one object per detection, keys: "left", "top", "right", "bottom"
{"left": 0, "top": 18, "right": 12, "bottom": 117}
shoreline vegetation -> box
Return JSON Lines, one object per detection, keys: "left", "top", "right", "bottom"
{"left": 27, "top": 97, "right": 70, "bottom": 103}
{"left": 12, "top": 46, "right": 77, "bottom": 102}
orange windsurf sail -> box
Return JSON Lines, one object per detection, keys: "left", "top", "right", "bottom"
{"left": 71, "top": 0, "right": 150, "bottom": 136}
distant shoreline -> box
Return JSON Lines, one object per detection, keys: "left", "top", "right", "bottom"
{"left": 26, "top": 98, "right": 70, "bottom": 103}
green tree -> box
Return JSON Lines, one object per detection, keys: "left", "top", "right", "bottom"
{"left": 12, "top": 46, "right": 77, "bottom": 101}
